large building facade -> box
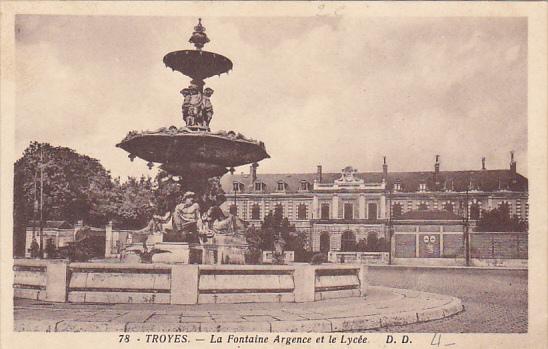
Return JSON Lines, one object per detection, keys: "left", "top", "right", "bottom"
{"left": 220, "top": 155, "right": 528, "bottom": 254}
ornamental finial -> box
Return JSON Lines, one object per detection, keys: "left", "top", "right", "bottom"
{"left": 189, "top": 18, "right": 210, "bottom": 50}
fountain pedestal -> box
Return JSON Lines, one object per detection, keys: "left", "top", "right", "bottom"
{"left": 151, "top": 242, "right": 191, "bottom": 264}
{"left": 202, "top": 235, "right": 248, "bottom": 265}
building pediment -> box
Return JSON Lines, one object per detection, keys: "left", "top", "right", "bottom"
{"left": 334, "top": 166, "right": 364, "bottom": 186}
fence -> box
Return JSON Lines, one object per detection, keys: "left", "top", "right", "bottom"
{"left": 391, "top": 231, "right": 527, "bottom": 267}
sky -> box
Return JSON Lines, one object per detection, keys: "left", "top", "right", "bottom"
{"left": 15, "top": 15, "right": 527, "bottom": 179}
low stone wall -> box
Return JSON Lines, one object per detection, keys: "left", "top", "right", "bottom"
{"left": 328, "top": 251, "right": 389, "bottom": 265}
{"left": 68, "top": 263, "right": 172, "bottom": 304}
{"left": 198, "top": 265, "right": 297, "bottom": 303}
{"left": 314, "top": 265, "right": 365, "bottom": 300}
{"left": 13, "top": 260, "right": 367, "bottom": 304}
{"left": 13, "top": 259, "right": 48, "bottom": 301}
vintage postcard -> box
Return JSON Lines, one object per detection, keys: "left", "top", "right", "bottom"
{"left": 1, "top": 2, "right": 546, "bottom": 349}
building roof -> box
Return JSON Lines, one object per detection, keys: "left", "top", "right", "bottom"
{"left": 26, "top": 220, "right": 73, "bottom": 229}
{"left": 222, "top": 168, "right": 527, "bottom": 194}
{"left": 396, "top": 210, "right": 463, "bottom": 221}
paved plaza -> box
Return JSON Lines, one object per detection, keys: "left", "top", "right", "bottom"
{"left": 367, "top": 266, "right": 528, "bottom": 333}
{"left": 14, "top": 285, "right": 462, "bottom": 332}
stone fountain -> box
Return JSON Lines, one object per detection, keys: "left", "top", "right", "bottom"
{"left": 116, "top": 19, "right": 269, "bottom": 264}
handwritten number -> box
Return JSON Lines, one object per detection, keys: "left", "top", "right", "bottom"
{"left": 431, "top": 333, "right": 441, "bottom": 346}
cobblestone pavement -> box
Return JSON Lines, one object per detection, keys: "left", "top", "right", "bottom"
{"left": 365, "top": 267, "right": 527, "bottom": 333}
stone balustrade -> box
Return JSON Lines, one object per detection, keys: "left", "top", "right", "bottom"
{"left": 13, "top": 259, "right": 367, "bottom": 304}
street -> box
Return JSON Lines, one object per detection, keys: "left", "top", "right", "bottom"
{"left": 367, "top": 266, "right": 527, "bottom": 333}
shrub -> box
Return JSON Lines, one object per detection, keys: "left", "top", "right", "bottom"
{"left": 310, "top": 253, "right": 327, "bottom": 265}
{"left": 272, "top": 251, "right": 285, "bottom": 265}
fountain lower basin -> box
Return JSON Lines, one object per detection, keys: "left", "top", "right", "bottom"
{"left": 13, "top": 259, "right": 367, "bottom": 304}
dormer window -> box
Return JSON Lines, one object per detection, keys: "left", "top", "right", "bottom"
{"left": 254, "top": 182, "right": 266, "bottom": 191}
{"left": 277, "top": 181, "right": 288, "bottom": 192}
{"left": 232, "top": 182, "right": 244, "bottom": 192}
{"left": 300, "top": 180, "right": 311, "bottom": 191}
{"left": 419, "top": 183, "right": 426, "bottom": 192}
{"left": 394, "top": 181, "right": 401, "bottom": 191}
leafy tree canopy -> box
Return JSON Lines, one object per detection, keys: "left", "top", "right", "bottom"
{"left": 475, "top": 204, "right": 528, "bottom": 232}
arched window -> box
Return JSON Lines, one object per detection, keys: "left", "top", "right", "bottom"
{"left": 392, "top": 203, "right": 402, "bottom": 218}
{"left": 251, "top": 204, "right": 260, "bottom": 220}
{"left": 443, "top": 202, "right": 454, "bottom": 213}
{"left": 320, "top": 232, "right": 330, "bottom": 253}
{"left": 254, "top": 182, "right": 266, "bottom": 191}
{"left": 277, "top": 181, "right": 287, "bottom": 192}
{"left": 232, "top": 182, "right": 244, "bottom": 192}
{"left": 341, "top": 230, "right": 356, "bottom": 252}
{"left": 297, "top": 204, "right": 307, "bottom": 220}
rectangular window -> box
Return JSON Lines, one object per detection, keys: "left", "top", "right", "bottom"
{"left": 277, "top": 182, "right": 285, "bottom": 191}
{"left": 419, "top": 183, "right": 426, "bottom": 192}
{"left": 251, "top": 205, "right": 260, "bottom": 220}
{"left": 344, "top": 203, "right": 353, "bottom": 220}
{"left": 368, "top": 203, "right": 377, "bottom": 220}
{"left": 229, "top": 204, "right": 237, "bottom": 216}
{"left": 255, "top": 182, "right": 263, "bottom": 191}
{"left": 297, "top": 204, "right": 307, "bottom": 220}
{"left": 321, "top": 204, "right": 330, "bottom": 219}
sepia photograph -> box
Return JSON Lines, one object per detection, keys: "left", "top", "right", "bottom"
{"left": 1, "top": 2, "right": 546, "bottom": 349}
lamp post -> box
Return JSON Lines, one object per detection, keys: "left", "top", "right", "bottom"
{"left": 230, "top": 167, "right": 237, "bottom": 216}
{"left": 387, "top": 187, "right": 394, "bottom": 265}
{"left": 38, "top": 147, "right": 45, "bottom": 259}
{"left": 32, "top": 172, "right": 37, "bottom": 240}
{"left": 463, "top": 183, "right": 470, "bottom": 267}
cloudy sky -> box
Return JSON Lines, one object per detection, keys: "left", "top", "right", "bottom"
{"left": 15, "top": 15, "right": 527, "bottom": 179}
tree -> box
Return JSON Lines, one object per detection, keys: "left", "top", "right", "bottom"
{"left": 356, "top": 238, "right": 368, "bottom": 252}
{"left": 244, "top": 224, "right": 262, "bottom": 264}
{"left": 113, "top": 176, "right": 155, "bottom": 229}
{"left": 13, "top": 142, "right": 117, "bottom": 256}
{"left": 476, "top": 205, "right": 528, "bottom": 232}
{"left": 366, "top": 234, "right": 378, "bottom": 252}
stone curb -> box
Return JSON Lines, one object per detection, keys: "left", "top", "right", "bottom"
{"left": 14, "top": 287, "right": 464, "bottom": 333}
{"left": 15, "top": 296, "right": 464, "bottom": 332}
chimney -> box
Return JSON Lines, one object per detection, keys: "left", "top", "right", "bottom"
{"left": 481, "top": 157, "right": 486, "bottom": 170}
{"left": 382, "top": 156, "right": 388, "bottom": 180}
{"left": 509, "top": 151, "right": 516, "bottom": 176}
{"left": 250, "top": 162, "right": 258, "bottom": 183}
{"left": 433, "top": 155, "right": 440, "bottom": 188}
{"left": 316, "top": 165, "right": 323, "bottom": 183}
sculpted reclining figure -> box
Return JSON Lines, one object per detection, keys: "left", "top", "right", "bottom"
{"left": 135, "top": 190, "right": 247, "bottom": 244}
{"left": 136, "top": 191, "right": 203, "bottom": 243}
